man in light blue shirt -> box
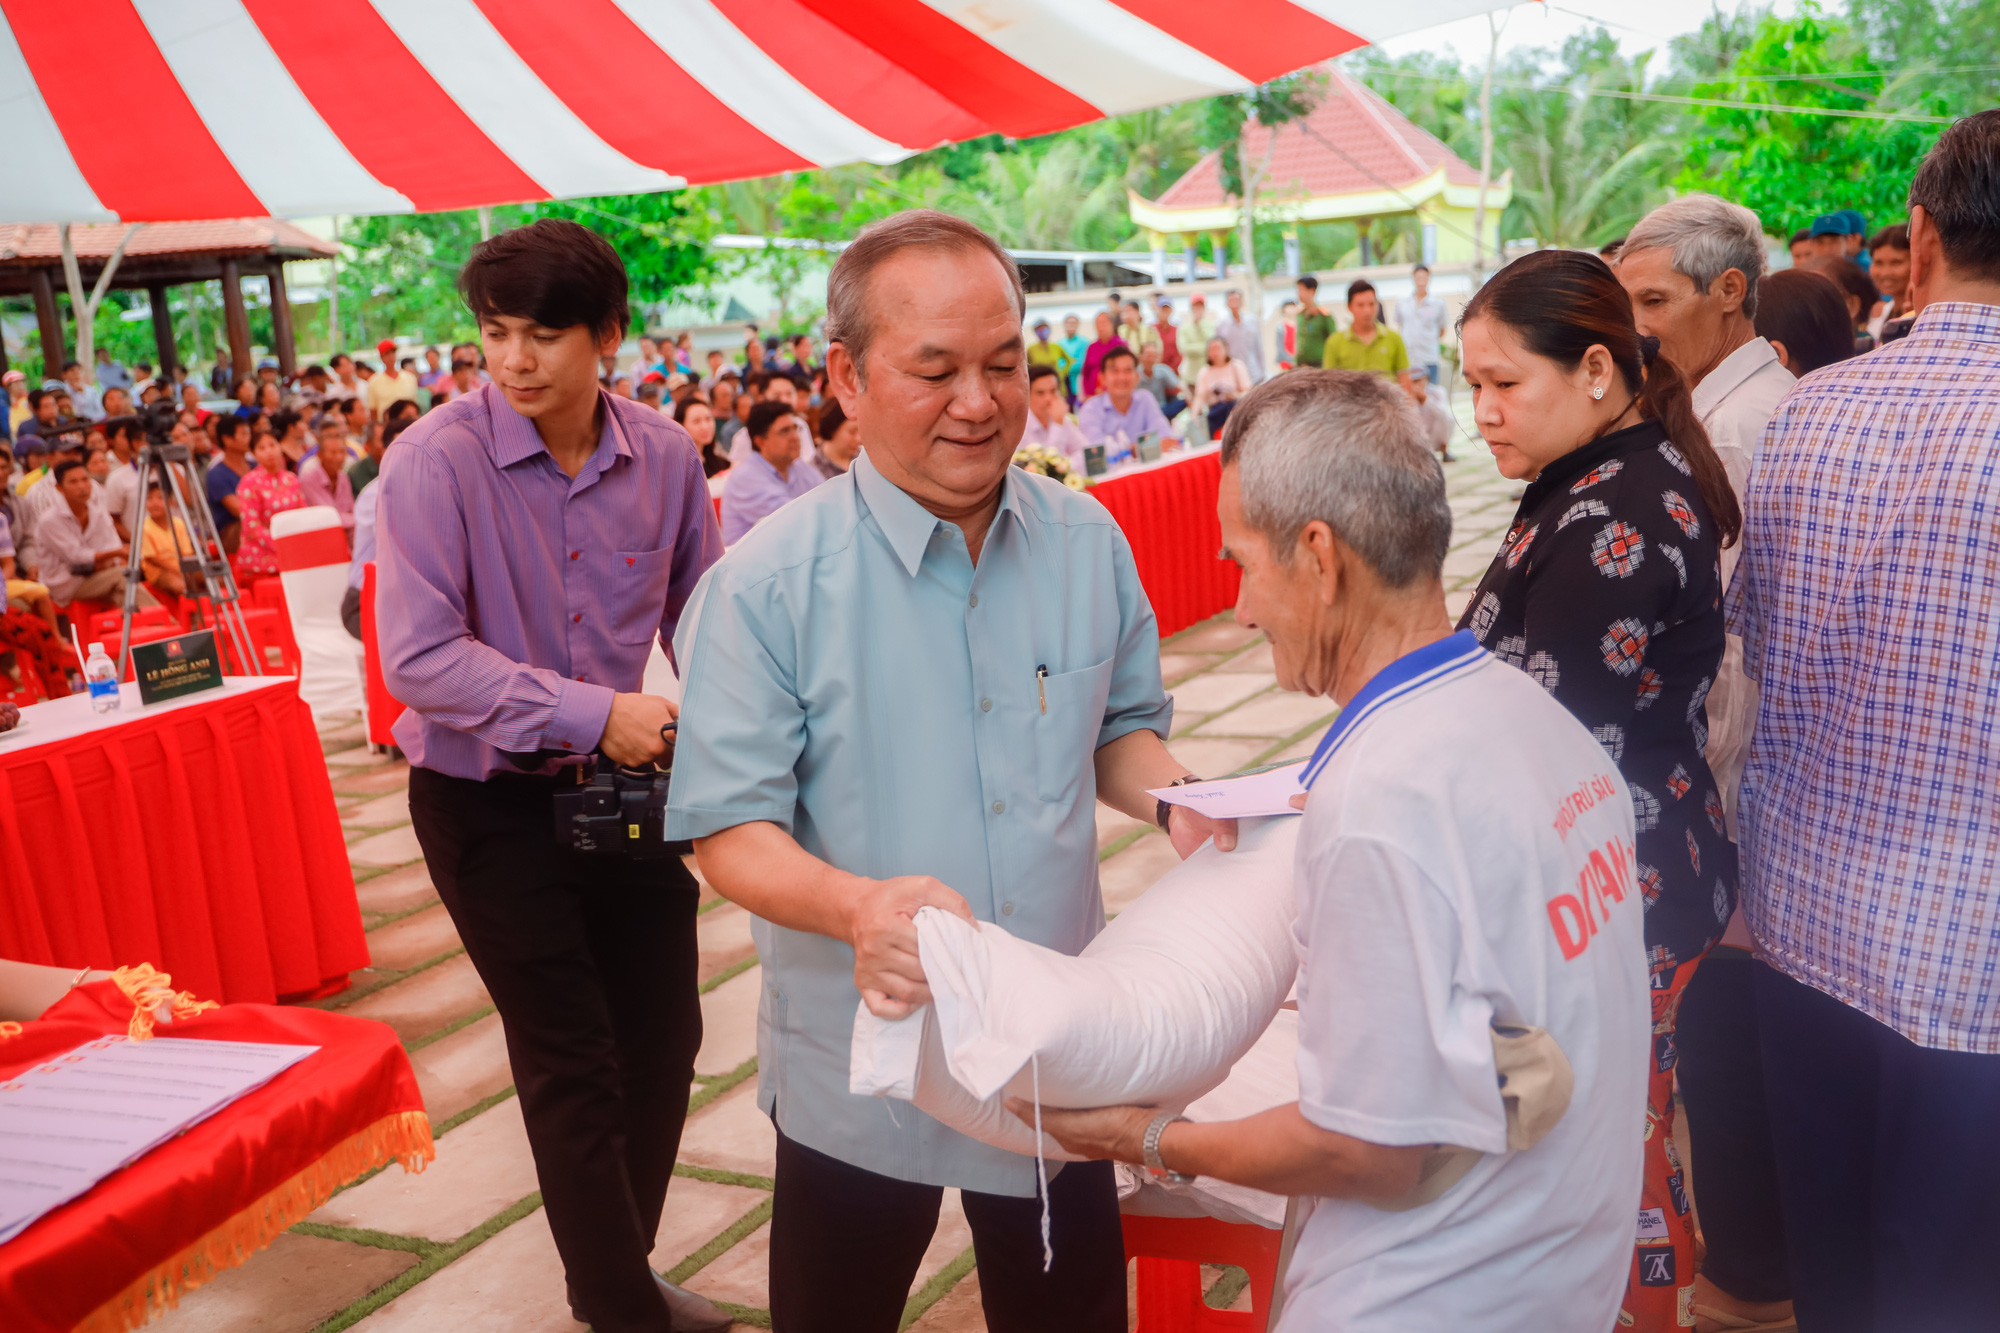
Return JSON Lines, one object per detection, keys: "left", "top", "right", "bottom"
{"left": 667, "top": 212, "right": 1234, "bottom": 1333}
{"left": 1076, "top": 346, "right": 1176, "bottom": 451}
{"left": 718, "top": 400, "right": 821, "bottom": 543}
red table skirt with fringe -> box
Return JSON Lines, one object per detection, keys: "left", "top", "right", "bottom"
{"left": 1089, "top": 447, "right": 1241, "bottom": 639}
{"left": 0, "top": 980, "right": 432, "bottom": 1333}
{"left": 0, "top": 675, "right": 367, "bottom": 1004}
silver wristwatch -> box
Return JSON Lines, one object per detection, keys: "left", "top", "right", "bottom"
{"left": 1142, "top": 1111, "right": 1194, "bottom": 1183}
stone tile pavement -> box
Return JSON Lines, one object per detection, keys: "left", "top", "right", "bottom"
{"left": 144, "top": 438, "right": 1519, "bottom": 1332}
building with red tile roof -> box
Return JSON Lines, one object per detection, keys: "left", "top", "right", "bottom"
{"left": 1129, "top": 65, "right": 1511, "bottom": 267}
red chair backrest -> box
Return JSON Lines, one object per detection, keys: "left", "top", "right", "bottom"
{"left": 1123, "top": 1214, "right": 1283, "bottom": 1333}
{"left": 91, "top": 606, "right": 176, "bottom": 643}
{"left": 361, "top": 562, "right": 406, "bottom": 747}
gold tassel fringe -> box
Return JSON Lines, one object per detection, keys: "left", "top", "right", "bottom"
{"left": 109, "top": 964, "right": 219, "bottom": 1041}
{"left": 71, "top": 1109, "right": 434, "bottom": 1333}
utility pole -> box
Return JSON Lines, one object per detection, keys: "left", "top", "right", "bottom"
{"left": 327, "top": 215, "right": 341, "bottom": 357}
{"left": 1473, "top": 8, "right": 1510, "bottom": 286}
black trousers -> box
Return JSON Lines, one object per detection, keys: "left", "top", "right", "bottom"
{"left": 767, "top": 1119, "right": 1126, "bottom": 1333}
{"left": 1755, "top": 963, "right": 2000, "bottom": 1333}
{"left": 1675, "top": 946, "right": 1791, "bottom": 1302}
{"left": 408, "top": 766, "right": 702, "bottom": 1333}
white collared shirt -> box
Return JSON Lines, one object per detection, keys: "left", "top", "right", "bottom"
{"left": 1691, "top": 337, "right": 1793, "bottom": 847}
{"left": 1021, "top": 409, "right": 1089, "bottom": 467}
{"left": 1691, "top": 336, "right": 1794, "bottom": 504}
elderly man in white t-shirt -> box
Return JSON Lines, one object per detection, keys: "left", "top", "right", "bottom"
{"left": 1025, "top": 370, "right": 1648, "bottom": 1333}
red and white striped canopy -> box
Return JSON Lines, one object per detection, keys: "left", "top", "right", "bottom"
{"left": 3, "top": 1, "right": 1506, "bottom": 224}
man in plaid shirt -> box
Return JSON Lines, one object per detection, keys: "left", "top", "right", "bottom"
{"left": 1730, "top": 110, "right": 2000, "bottom": 1332}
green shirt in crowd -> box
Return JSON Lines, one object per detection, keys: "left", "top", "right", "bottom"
{"left": 1322, "top": 325, "right": 1411, "bottom": 381}
{"left": 1027, "top": 338, "right": 1073, "bottom": 385}
{"left": 1294, "top": 309, "right": 1336, "bottom": 369}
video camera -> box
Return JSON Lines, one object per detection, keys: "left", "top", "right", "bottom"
{"left": 137, "top": 397, "right": 179, "bottom": 446}
{"left": 553, "top": 751, "right": 691, "bottom": 860}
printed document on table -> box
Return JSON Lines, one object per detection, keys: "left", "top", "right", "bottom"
{"left": 0, "top": 1036, "right": 318, "bottom": 1244}
{"left": 1147, "top": 761, "right": 1307, "bottom": 820}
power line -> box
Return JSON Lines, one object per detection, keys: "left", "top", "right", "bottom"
{"left": 1565, "top": 85, "right": 1952, "bottom": 123}
{"left": 1365, "top": 65, "right": 1954, "bottom": 124}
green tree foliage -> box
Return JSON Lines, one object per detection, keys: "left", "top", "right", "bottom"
{"left": 1848, "top": 0, "right": 2000, "bottom": 110}
{"left": 1354, "top": 34, "right": 1684, "bottom": 249}
{"left": 1675, "top": 7, "right": 1951, "bottom": 235}
{"left": 521, "top": 190, "right": 715, "bottom": 307}
{"left": 1198, "top": 71, "right": 1326, "bottom": 200}
{"left": 1497, "top": 33, "right": 1678, "bottom": 247}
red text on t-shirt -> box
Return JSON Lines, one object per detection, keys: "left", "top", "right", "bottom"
{"left": 1546, "top": 836, "right": 1635, "bottom": 961}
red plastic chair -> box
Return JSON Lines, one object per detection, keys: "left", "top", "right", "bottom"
{"left": 90, "top": 607, "right": 173, "bottom": 643}
{"left": 361, "top": 561, "right": 406, "bottom": 747}
{"left": 248, "top": 579, "right": 301, "bottom": 670}
{"left": 117, "top": 623, "right": 186, "bottom": 682}
{"left": 251, "top": 577, "right": 288, "bottom": 616}
{"left": 1123, "top": 1214, "right": 1284, "bottom": 1333}
{"left": 214, "top": 606, "right": 299, "bottom": 676}
{"left": 61, "top": 596, "right": 117, "bottom": 632}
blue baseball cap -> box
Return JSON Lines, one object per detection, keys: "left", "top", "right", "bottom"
{"left": 1810, "top": 211, "right": 1865, "bottom": 238}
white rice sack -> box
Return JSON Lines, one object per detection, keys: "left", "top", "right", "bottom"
{"left": 851, "top": 815, "right": 1300, "bottom": 1152}
{"left": 1117, "top": 1008, "right": 1302, "bottom": 1227}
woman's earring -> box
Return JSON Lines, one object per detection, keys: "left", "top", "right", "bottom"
{"left": 1592, "top": 385, "right": 1605, "bottom": 400}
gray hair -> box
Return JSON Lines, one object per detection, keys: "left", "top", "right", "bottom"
{"left": 1219, "top": 370, "right": 1450, "bottom": 588}
{"left": 823, "top": 210, "right": 1024, "bottom": 386}
{"left": 1621, "top": 193, "right": 1769, "bottom": 318}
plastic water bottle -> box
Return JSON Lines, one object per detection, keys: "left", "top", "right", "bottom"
{"left": 84, "top": 642, "right": 121, "bottom": 714}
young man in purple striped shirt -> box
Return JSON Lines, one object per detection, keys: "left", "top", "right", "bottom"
{"left": 377, "top": 220, "right": 728, "bottom": 1333}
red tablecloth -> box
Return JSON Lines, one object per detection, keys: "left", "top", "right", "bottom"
{"left": 0, "top": 677, "right": 368, "bottom": 1004}
{"left": 1089, "top": 447, "right": 1241, "bottom": 638}
{"left": 0, "top": 977, "right": 431, "bottom": 1333}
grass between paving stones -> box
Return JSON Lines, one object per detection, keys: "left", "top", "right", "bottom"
{"left": 902, "top": 1247, "right": 977, "bottom": 1331}
{"left": 309, "top": 944, "right": 466, "bottom": 1013}
{"left": 698, "top": 954, "right": 757, "bottom": 995}
{"left": 322, "top": 1085, "right": 525, "bottom": 1201}
{"left": 674, "top": 1163, "right": 776, "bottom": 1190}
{"left": 404, "top": 1002, "right": 495, "bottom": 1054}
{"left": 663, "top": 1195, "right": 775, "bottom": 1284}
{"left": 301, "top": 1191, "right": 546, "bottom": 1333}
{"left": 687, "top": 1055, "right": 758, "bottom": 1115}
{"left": 361, "top": 894, "right": 446, "bottom": 933}
{"left": 1204, "top": 1265, "right": 1250, "bottom": 1311}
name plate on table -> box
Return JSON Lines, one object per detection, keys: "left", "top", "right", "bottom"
{"left": 1083, "top": 443, "right": 1109, "bottom": 477}
{"left": 132, "top": 630, "right": 225, "bottom": 706}
{"left": 1134, "top": 431, "right": 1163, "bottom": 464}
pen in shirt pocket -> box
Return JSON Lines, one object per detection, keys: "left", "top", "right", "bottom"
{"left": 1037, "top": 664, "right": 1048, "bottom": 714}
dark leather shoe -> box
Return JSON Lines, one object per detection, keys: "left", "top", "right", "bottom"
{"left": 566, "top": 1275, "right": 733, "bottom": 1331}
{"left": 655, "top": 1275, "right": 732, "bottom": 1332}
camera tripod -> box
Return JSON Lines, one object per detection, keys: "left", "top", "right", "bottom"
{"left": 113, "top": 437, "right": 261, "bottom": 682}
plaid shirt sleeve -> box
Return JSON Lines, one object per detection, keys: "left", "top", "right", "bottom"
{"left": 1736, "top": 302, "right": 2000, "bottom": 1054}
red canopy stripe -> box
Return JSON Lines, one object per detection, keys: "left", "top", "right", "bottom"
{"left": 242, "top": 0, "right": 545, "bottom": 213}
{"left": 1111, "top": 0, "right": 1368, "bottom": 83}
{"left": 785, "top": 0, "right": 1104, "bottom": 140}
{"left": 5, "top": 0, "right": 263, "bottom": 221}
{"left": 473, "top": 0, "right": 812, "bottom": 182}
{"left": 715, "top": 0, "right": 990, "bottom": 154}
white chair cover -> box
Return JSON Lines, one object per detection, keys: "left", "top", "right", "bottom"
{"left": 271, "top": 506, "right": 365, "bottom": 718}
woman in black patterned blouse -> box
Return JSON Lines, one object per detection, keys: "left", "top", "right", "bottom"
{"left": 1455, "top": 249, "right": 1741, "bottom": 1333}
